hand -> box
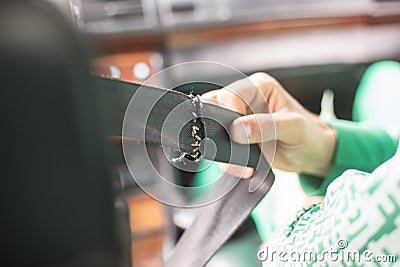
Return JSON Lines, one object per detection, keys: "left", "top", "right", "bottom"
{"left": 202, "top": 73, "right": 337, "bottom": 178}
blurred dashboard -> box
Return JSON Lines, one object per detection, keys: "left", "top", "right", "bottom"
{"left": 60, "top": 0, "right": 399, "bottom": 34}
{"left": 53, "top": 0, "right": 400, "bottom": 116}
{"left": 53, "top": 0, "right": 400, "bottom": 118}
{"left": 52, "top": 0, "right": 400, "bottom": 72}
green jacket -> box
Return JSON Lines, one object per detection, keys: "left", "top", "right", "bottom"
{"left": 300, "top": 119, "right": 398, "bottom": 196}
{"left": 262, "top": 120, "right": 399, "bottom": 266}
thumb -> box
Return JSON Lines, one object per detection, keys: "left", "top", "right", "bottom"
{"left": 230, "top": 111, "right": 299, "bottom": 144}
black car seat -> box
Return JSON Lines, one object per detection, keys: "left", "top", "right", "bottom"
{"left": 0, "top": 1, "right": 124, "bottom": 266}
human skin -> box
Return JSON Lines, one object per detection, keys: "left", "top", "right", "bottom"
{"left": 201, "top": 72, "right": 337, "bottom": 178}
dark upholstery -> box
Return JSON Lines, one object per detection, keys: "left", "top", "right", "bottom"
{"left": 0, "top": 1, "right": 120, "bottom": 266}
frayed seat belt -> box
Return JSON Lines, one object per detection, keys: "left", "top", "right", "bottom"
{"left": 95, "top": 76, "right": 275, "bottom": 267}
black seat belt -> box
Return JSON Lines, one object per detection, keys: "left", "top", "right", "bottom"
{"left": 164, "top": 168, "right": 274, "bottom": 267}
{"left": 95, "top": 76, "right": 275, "bottom": 266}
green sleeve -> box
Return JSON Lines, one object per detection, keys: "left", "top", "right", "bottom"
{"left": 298, "top": 119, "right": 398, "bottom": 196}
{"left": 263, "top": 148, "right": 400, "bottom": 266}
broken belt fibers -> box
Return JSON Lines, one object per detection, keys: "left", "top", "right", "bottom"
{"left": 186, "top": 94, "right": 205, "bottom": 161}
{"left": 169, "top": 94, "right": 205, "bottom": 164}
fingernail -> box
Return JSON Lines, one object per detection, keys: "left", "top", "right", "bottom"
{"left": 243, "top": 167, "right": 254, "bottom": 178}
{"left": 232, "top": 119, "right": 251, "bottom": 143}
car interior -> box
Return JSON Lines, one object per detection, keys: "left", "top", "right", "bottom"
{"left": 1, "top": 0, "right": 400, "bottom": 266}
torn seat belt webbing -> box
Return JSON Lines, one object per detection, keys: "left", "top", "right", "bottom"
{"left": 95, "top": 76, "right": 264, "bottom": 168}
{"left": 95, "top": 76, "right": 275, "bottom": 266}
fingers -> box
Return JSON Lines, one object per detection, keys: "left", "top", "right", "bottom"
{"left": 201, "top": 73, "right": 280, "bottom": 114}
{"left": 215, "top": 88, "right": 249, "bottom": 114}
{"left": 202, "top": 89, "right": 256, "bottom": 179}
{"left": 230, "top": 111, "right": 302, "bottom": 145}
{"left": 202, "top": 72, "right": 300, "bottom": 145}
{"left": 201, "top": 90, "right": 218, "bottom": 101}
{"left": 200, "top": 73, "right": 286, "bottom": 178}
{"left": 230, "top": 113, "right": 275, "bottom": 144}
{"left": 220, "top": 73, "right": 279, "bottom": 113}
{"left": 217, "top": 162, "right": 254, "bottom": 179}
{"left": 201, "top": 88, "right": 249, "bottom": 114}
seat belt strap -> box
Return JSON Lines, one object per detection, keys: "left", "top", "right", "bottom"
{"left": 164, "top": 166, "right": 274, "bottom": 267}
{"left": 95, "top": 76, "right": 275, "bottom": 266}
{"left": 94, "top": 76, "right": 263, "bottom": 168}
